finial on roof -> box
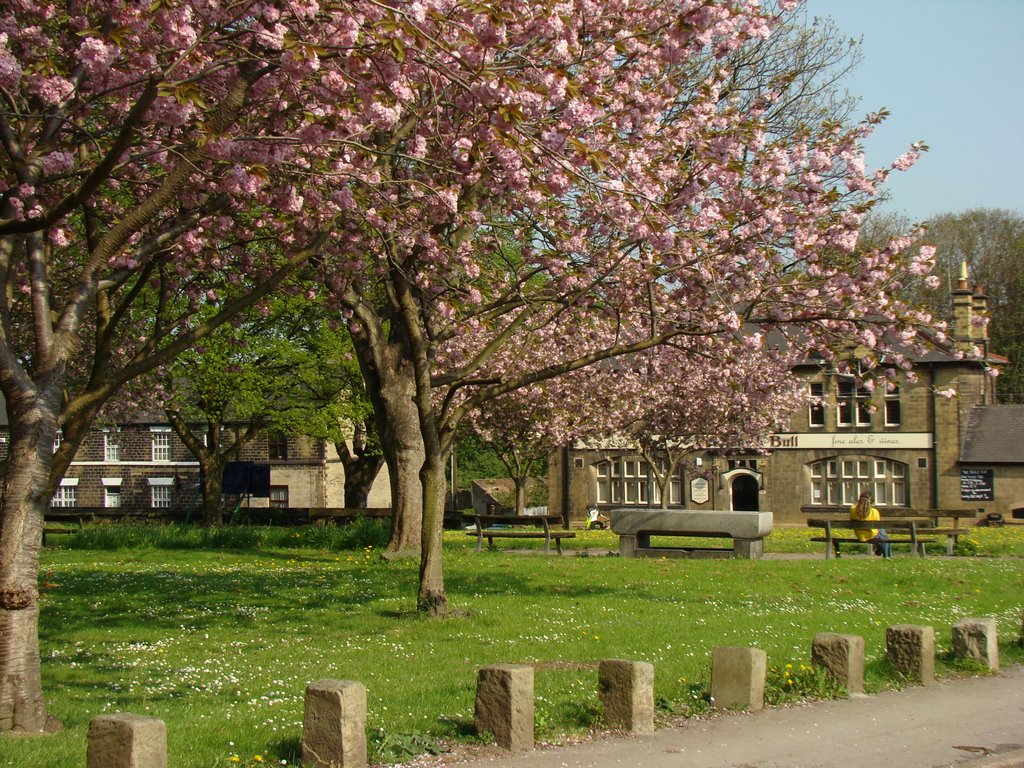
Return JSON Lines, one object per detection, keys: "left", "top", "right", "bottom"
{"left": 957, "top": 260, "right": 969, "bottom": 290}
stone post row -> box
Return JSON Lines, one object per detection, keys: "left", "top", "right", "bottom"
{"left": 89, "top": 621, "right": 1002, "bottom": 768}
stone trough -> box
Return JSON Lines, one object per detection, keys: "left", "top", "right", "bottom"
{"left": 610, "top": 508, "right": 772, "bottom": 559}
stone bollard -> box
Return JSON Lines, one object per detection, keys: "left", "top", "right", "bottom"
{"left": 598, "top": 659, "right": 654, "bottom": 734}
{"left": 87, "top": 713, "right": 167, "bottom": 768}
{"left": 474, "top": 664, "right": 534, "bottom": 751}
{"left": 952, "top": 617, "right": 1000, "bottom": 672}
{"left": 302, "top": 679, "right": 368, "bottom": 768}
{"left": 711, "top": 646, "right": 766, "bottom": 712}
{"left": 886, "top": 624, "right": 935, "bottom": 685}
{"left": 811, "top": 632, "right": 865, "bottom": 694}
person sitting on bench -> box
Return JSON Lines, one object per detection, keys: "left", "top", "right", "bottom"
{"left": 851, "top": 491, "right": 891, "bottom": 558}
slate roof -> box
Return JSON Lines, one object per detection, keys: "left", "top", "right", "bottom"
{"left": 960, "top": 406, "right": 1024, "bottom": 464}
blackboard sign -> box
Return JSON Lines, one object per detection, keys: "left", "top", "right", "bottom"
{"left": 960, "top": 468, "right": 994, "bottom": 501}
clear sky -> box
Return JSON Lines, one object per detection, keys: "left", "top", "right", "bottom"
{"left": 807, "top": 0, "right": 1024, "bottom": 224}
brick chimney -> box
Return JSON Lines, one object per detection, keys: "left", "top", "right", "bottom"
{"left": 951, "top": 261, "right": 974, "bottom": 351}
{"left": 971, "top": 283, "right": 989, "bottom": 344}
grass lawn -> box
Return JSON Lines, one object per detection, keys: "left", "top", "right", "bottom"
{"left": 6, "top": 524, "right": 1024, "bottom": 768}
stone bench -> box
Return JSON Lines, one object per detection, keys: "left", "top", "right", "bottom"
{"left": 609, "top": 509, "right": 772, "bottom": 559}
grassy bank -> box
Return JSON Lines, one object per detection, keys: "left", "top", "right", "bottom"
{"left": 9, "top": 526, "right": 1024, "bottom": 768}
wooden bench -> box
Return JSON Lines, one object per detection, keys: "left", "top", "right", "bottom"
{"left": 308, "top": 508, "right": 391, "bottom": 525}
{"left": 804, "top": 508, "right": 980, "bottom": 556}
{"left": 912, "top": 510, "right": 979, "bottom": 555}
{"left": 807, "top": 518, "right": 935, "bottom": 559}
{"left": 43, "top": 511, "right": 94, "bottom": 545}
{"left": 466, "top": 514, "right": 576, "bottom": 555}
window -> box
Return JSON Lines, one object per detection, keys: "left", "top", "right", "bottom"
{"left": 622, "top": 459, "right": 648, "bottom": 504}
{"left": 809, "top": 457, "right": 907, "bottom": 507}
{"left": 728, "top": 458, "right": 758, "bottom": 471}
{"left": 52, "top": 430, "right": 62, "bottom": 454}
{"left": 269, "top": 486, "right": 289, "bottom": 509}
{"left": 595, "top": 456, "right": 681, "bottom": 507}
{"left": 104, "top": 432, "right": 120, "bottom": 462}
{"left": 836, "top": 379, "right": 871, "bottom": 427}
{"left": 808, "top": 382, "right": 825, "bottom": 427}
{"left": 51, "top": 482, "right": 76, "bottom": 508}
{"left": 151, "top": 429, "right": 171, "bottom": 462}
{"left": 104, "top": 486, "right": 121, "bottom": 508}
{"left": 268, "top": 433, "right": 288, "bottom": 460}
{"left": 151, "top": 485, "right": 172, "bottom": 508}
{"left": 884, "top": 385, "right": 901, "bottom": 426}
{"left": 650, "top": 460, "right": 682, "bottom": 506}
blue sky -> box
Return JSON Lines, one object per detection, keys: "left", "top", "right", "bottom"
{"left": 807, "top": 0, "right": 1024, "bottom": 224}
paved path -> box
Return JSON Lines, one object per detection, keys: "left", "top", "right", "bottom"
{"left": 452, "top": 665, "right": 1024, "bottom": 768}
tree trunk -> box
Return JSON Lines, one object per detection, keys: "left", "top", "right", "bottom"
{"left": 381, "top": 407, "right": 425, "bottom": 558}
{"left": 417, "top": 452, "right": 448, "bottom": 616}
{"left": 348, "top": 318, "right": 424, "bottom": 558}
{"left": 513, "top": 476, "right": 528, "bottom": 514}
{"left": 336, "top": 423, "right": 385, "bottom": 509}
{"left": 339, "top": 450, "right": 384, "bottom": 508}
{"left": 200, "top": 455, "right": 227, "bottom": 527}
{"left": 0, "top": 402, "right": 59, "bottom": 733}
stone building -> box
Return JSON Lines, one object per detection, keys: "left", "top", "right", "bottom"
{"left": 1, "top": 408, "right": 390, "bottom": 517}
{"left": 549, "top": 274, "right": 1022, "bottom": 527}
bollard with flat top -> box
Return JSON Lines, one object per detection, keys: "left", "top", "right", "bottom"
{"left": 302, "top": 679, "right": 368, "bottom": 768}
{"left": 87, "top": 714, "right": 167, "bottom": 768}
{"left": 475, "top": 664, "right": 534, "bottom": 751}
{"left": 711, "top": 646, "right": 767, "bottom": 712}
{"left": 598, "top": 659, "right": 654, "bottom": 734}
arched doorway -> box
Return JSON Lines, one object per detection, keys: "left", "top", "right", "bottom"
{"left": 731, "top": 474, "right": 759, "bottom": 511}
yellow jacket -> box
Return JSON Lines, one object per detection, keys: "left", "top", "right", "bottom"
{"left": 850, "top": 504, "right": 880, "bottom": 541}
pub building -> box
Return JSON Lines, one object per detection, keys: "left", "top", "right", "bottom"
{"left": 549, "top": 268, "right": 1024, "bottom": 527}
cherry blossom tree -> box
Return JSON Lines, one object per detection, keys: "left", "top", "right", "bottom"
{"left": 617, "top": 339, "right": 803, "bottom": 507}
{"left": 0, "top": 0, "right": 937, "bottom": 731}
{"left": 0, "top": 0, "right": 468, "bottom": 733}
{"left": 326, "top": 0, "right": 935, "bottom": 615}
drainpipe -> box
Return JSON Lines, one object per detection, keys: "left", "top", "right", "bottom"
{"left": 561, "top": 443, "right": 571, "bottom": 528}
{"left": 929, "top": 364, "right": 939, "bottom": 510}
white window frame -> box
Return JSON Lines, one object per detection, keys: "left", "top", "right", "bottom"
{"left": 51, "top": 478, "right": 78, "bottom": 508}
{"left": 595, "top": 456, "right": 679, "bottom": 508}
{"left": 104, "top": 431, "right": 120, "bottom": 462}
{"left": 808, "top": 382, "right": 826, "bottom": 427}
{"left": 836, "top": 379, "right": 872, "bottom": 427}
{"left": 148, "top": 476, "right": 173, "bottom": 508}
{"left": 884, "top": 384, "right": 902, "bottom": 426}
{"left": 809, "top": 457, "right": 908, "bottom": 507}
{"left": 150, "top": 428, "right": 171, "bottom": 462}
{"left": 104, "top": 487, "right": 121, "bottom": 508}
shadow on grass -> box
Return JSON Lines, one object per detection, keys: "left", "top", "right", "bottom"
{"left": 271, "top": 735, "right": 302, "bottom": 764}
